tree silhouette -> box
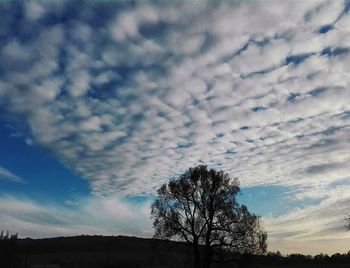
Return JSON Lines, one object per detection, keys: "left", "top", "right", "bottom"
{"left": 151, "top": 165, "right": 267, "bottom": 268}
{"left": 345, "top": 215, "right": 350, "bottom": 230}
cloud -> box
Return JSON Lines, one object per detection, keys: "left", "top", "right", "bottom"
{"left": 1, "top": 0, "right": 350, "bottom": 251}
{"left": 265, "top": 184, "right": 350, "bottom": 254}
{"left": 0, "top": 195, "right": 152, "bottom": 238}
{"left": 0, "top": 166, "right": 25, "bottom": 183}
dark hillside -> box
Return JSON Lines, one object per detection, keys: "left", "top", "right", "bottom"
{"left": 16, "top": 235, "right": 199, "bottom": 268}
{"left": 18, "top": 235, "right": 162, "bottom": 254}
{"left": 3, "top": 235, "right": 350, "bottom": 268}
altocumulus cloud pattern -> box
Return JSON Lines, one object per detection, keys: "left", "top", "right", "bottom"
{"left": 1, "top": 0, "right": 350, "bottom": 254}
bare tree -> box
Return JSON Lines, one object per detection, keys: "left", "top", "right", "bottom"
{"left": 345, "top": 216, "right": 350, "bottom": 230}
{"left": 151, "top": 165, "right": 267, "bottom": 268}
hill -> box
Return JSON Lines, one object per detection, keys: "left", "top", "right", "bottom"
{"left": 1, "top": 235, "right": 350, "bottom": 268}
{"left": 16, "top": 235, "right": 200, "bottom": 268}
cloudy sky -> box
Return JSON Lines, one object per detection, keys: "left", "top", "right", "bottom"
{"left": 1, "top": 0, "right": 350, "bottom": 255}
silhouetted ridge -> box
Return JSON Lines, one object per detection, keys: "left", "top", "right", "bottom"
{"left": 5, "top": 235, "right": 350, "bottom": 268}
{"left": 18, "top": 235, "right": 161, "bottom": 254}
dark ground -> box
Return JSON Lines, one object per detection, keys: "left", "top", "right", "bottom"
{"left": 1, "top": 235, "right": 350, "bottom": 268}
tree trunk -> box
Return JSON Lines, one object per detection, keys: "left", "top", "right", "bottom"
{"left": 203, "top": 222, "right": 213, "bottom": 268}
{"left": 193, "top": 242, "right": 201, "bottom": 268}
{"left": 202, "top": 245, "right": 212, "bottom": 268}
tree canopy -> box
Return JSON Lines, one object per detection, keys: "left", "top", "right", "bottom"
{"left": 151, "top": 165, "right": 267, "bottom": 268}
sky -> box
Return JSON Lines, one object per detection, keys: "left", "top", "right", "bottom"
{"left": 1, "top": 0, "right": 350, "bottom": 255}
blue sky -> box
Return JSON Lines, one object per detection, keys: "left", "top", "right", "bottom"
{"left": 1, "top": 0, "right": 350, "bottom": 255}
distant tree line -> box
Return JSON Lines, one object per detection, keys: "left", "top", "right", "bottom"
{"left": 241, "top": 251, "right": 350, "bottom": 267}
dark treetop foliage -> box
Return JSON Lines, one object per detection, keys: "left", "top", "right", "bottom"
{"left": 151, "top": 165, "right": 267, "bottom": 268}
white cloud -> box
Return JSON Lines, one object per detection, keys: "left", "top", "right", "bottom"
{"left": 1, "top": 0, "right": 350, "bottom": 252}
{"left": 305, "top": 0, "right": 344, "bottom": 26}
{"left": 0, "top": 166, "right": 25, "bottom": 183}
{"left": 25, "top": 2, "right": 46, "bottom": 21}
{"left": 0, "top": 195, "right": 152, "bottom": 238}
{"left": 265, "top": 185, "right": 350, "bottom": 254}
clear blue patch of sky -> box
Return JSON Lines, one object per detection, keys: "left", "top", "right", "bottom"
{"left": 328, "top": 177, "right": 350, "bottom": 187}
{"left": 319, "top": 24, "right": 333, "bottom": 34}
{"left": 124, "top": 195, "right": 152, "bottom": 205}
{"left": 287, "top": 93, "right": 301, "bottom": 102}
{"left": 321, "top": 47, "right": 350, "bottom": 57}
{"left": 0, "top": 118, "right": 90, "bottom": 204}
{"left": 124, "top": 184, "right": 324, "bottom": 219}
{"left": 238, "top": 185, "right": 322, "bottom": 218}
{"left": 251, "top": 106, "right": 266, "bottom": 112}
{"left": 285, "top": 53, "right": 314, "bottom": 65}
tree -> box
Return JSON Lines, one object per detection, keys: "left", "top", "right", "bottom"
{"left": 345, "top": 215, "right": 350, "bottom": 230}
{"left": 151, "top": 165, "right": 267, "bottom": 268}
